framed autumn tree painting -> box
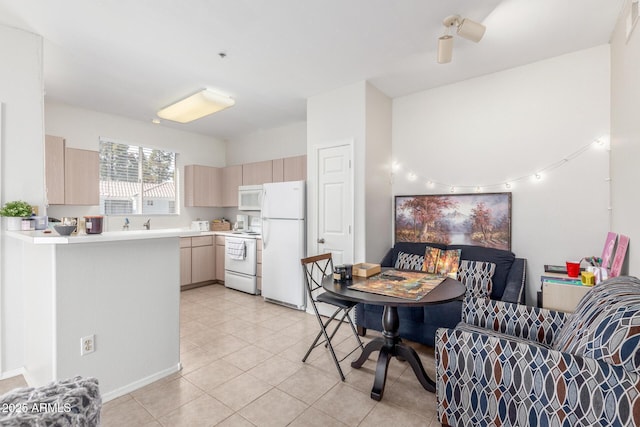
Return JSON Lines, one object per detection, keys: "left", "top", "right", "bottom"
{"left": 394, "top": 193, "right": 512, "bottom": 250}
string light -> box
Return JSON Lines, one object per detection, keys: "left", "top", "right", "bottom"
{"left": 395, "top": 136, "right": 607, "bottom": 191}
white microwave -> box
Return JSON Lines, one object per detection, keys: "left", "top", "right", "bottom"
{"left": 238, "top": 185, "right": 263, "bottom": 211}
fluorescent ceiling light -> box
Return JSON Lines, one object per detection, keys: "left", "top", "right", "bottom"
{"left": 157, "top": 89, "right": 235, "bottom": 123}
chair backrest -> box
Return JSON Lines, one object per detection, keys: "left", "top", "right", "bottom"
{"left": 301, "top": 253, "right": 333, "bottom": 297}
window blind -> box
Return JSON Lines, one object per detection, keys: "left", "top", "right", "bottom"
{"left": 99, "top": 139, "right": 178, "bottom": 215}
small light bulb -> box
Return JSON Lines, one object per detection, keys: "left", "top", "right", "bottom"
{"left": 475, "top": 186, "right": 481, "bottom": 193}
{"left": 450, "top": 186, "right": 455, "bottom": 193}
{"left": 505, "top": 182, "right": 511, "bottom": 189}
{"left": 407, "top": 172, "right": 417, "bottom": 181}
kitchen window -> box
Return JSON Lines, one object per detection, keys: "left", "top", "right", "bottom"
{"left": 99, "top": 138, "right": 178, "bottom": 215}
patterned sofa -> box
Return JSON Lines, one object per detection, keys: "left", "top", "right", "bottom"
{"left": 436, "top": 276, "right": 640, "bottom": 427}
{"left": 354, "top": 242, "right": 526, "bottom": 347}
{"left": 0, "top": 376, "right": 101, "bottom": 426}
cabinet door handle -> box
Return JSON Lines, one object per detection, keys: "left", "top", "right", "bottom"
{"left": 317, "top": 238, "right": 325, "bottom": 244}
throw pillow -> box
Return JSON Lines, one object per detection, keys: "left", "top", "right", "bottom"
{"left": 438, "top": 249, "right": 462, "bottom": 276}
{"left": 394, "top": 251, "right": 425, "bottom": 270}
{"left": 422, "top": 246, "right": 462, "bottom": 276}
{"left": 457, "top": 260, "right": 496, "bottom": 299}
{"left": 422, "top": 246, "right": 441, "bottom": 273}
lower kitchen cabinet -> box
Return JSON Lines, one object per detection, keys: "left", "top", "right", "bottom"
{"left": 180, "top": 236, "right": 215, "bottom": 288}
{"left": 215, "top": 235, "right": 225, "bottom": 282}
{"left": 180, "top": 245, "right": 192, "bottom": 286}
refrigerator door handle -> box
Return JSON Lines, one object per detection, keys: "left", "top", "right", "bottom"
{"left": 317, "top": 238, "right": 325, "bottom": 244}
{"left": 262, "top": 218, "right": 269, "bottom": 249}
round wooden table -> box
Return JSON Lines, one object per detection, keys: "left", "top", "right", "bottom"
{"left": 322, "top": 271, "right": 465, "bottom": 401}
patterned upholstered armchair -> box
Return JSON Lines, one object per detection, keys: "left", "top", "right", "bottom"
{"left": 436, "top": 276, "right": 640, "bottom": 427}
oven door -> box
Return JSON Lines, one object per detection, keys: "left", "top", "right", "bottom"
{"left": 224, "top": 237, "right": 257, "bottom": 275}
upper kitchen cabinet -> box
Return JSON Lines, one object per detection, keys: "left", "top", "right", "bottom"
{"left": 64, "top": 148, "right": 100, "bottom": 205}
{"left": 184, "top": 165, "right": 222, "bottom": 207}
{"left": 242, "top": 160, "right": 273, "bottom": 185}
{"left": 45, "top": 135, "right": 99, "bottom": 206}
{"left": 45, "top": 135, "right": 65, "bottom": 204}
{"left": 283, "top": 155, "right": 307, "bottom": 181}
{"left": 222, "top": 164, "right": 242, "bottom": 207}
{"left": 272, "top": 158, "right": 284, "bottom": 183}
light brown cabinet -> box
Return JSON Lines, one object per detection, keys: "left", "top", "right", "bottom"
{"left": 64, "top": 148, "right": 100, "bottom": 205}
{"left": 191, "top": 236, "right": 215, "bottom": 283}
{"left": 180, "top": 238, "right": 192, "bottom": 286}
{"left": 45, "top": 135, "right": 99, "bottom": 206}
{"left": 45, "top": 135, "right": 66, "bottom": 205}
{"left": 272, "top": 158, "right": 284, "bottom": 183}
{"left": 222, "top": 165, "right": 242, "bottom": 207}
{"left": 242, "top": 160, "right": 273, "bottom": 185}
{"left": 215, "top": 235, "right": 226, "bottom": 281}
{"left": 283, "top": 155, "right": 307, "bottom": 181}
{"left": 180, "top": 236, "right": 215, "bottom": 288}
{"left": 184, "top": 165, "right": 222, "bottom": 207}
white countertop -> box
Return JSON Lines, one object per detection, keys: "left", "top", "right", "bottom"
{"left": 6, "top": 228, "right": 202, "bottom": 245}
{"left": 5, "top": 228, "right": 262, "bottom": 245}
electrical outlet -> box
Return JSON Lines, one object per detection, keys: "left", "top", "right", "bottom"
{"left": 80, "top": 335, "right": 95, "bottom": 356}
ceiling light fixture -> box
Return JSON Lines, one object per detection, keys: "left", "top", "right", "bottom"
{"left": 437, "top": 14, "right": 486, "bottom": 64}
{"left": 157, "top": 89, "right": 235, "bottom": 123}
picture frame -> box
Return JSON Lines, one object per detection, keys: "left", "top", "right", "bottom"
{"left": 395, "top": 192, "right": 512, "bottom": 251}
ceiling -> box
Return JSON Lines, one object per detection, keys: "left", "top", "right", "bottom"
{"left": 0, "top": 0, "right": 625, "bottom": 139}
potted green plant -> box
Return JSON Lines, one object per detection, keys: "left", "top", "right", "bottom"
{"left": 0, "top": 200, "right": 33, "bottom": 231}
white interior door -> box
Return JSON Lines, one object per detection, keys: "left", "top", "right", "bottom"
{"left": 316, "top": 143, "right": 353, "bottom": 266}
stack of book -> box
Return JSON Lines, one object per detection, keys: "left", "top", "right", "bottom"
{"left": 541, "top": 272, "right": 583, "bottom": 286}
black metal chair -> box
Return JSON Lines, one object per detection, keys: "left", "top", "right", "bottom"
{"left": 301, "top": 253, "right": 364, "bottom": 381}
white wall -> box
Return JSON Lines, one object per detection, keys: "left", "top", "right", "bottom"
{"left": 393, "top": 45, "right": 611, "bottom": 304}
{"left": 0, "top": 24, "right": 45, "bottom": 376}
{"left": 45, "top": 101, "right": 227, "bottom": 231}
{"left": 364, "top": 84, "right": 393, "bottom": 264}
{"left": 307, "top": 81, "right": 393, "bottom": 264}
{"left": 307, "top": 82, "right": 364, "bottom": 263}
{"left": 610, "top": 0, "right": 640, "bottom": 277}
{"left": 225, "top": 121, "right": 307, "bottom": 165}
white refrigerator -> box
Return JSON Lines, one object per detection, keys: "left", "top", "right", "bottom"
{"left": 261, "top": 180, "right": 306, "bottom": 310}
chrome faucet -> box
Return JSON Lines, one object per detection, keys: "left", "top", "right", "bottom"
{"left": 123, "top": 218, "right": 130, "bottom": 231}
{"left": 143, "top": 219, "right": 151, "bottom": 230}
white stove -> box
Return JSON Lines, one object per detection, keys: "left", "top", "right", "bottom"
{"left": 224, "top": 235, "right": 258, "bottom": 294}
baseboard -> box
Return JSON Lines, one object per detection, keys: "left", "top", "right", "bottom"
{"left": 100, "top": 363, "right": 182, "bottom": 403}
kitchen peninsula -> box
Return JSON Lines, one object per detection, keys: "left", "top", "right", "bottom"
{"left": 6, "top": 228, "right": 199, "bottom": 401}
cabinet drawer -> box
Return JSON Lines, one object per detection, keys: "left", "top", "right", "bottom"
{"left": 180, "top": 237, "right": 192, "bottom": 248}
{"left": 191, "top": 236, "right": 213, "bottom": 247}
{"left": 215, "top": 235, "right": 226, "bottom": 245}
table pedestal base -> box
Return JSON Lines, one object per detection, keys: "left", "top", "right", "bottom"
{"left": 351, "top": 305, "right": 435, "bottom": 400}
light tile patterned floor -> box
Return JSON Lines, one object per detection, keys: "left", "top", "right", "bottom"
{"left": 0, "top": 284, "right": 440, "bottom": 426}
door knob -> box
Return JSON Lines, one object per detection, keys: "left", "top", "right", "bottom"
{"left": 317, "top": 238, "right": 325, "bottom": 244}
